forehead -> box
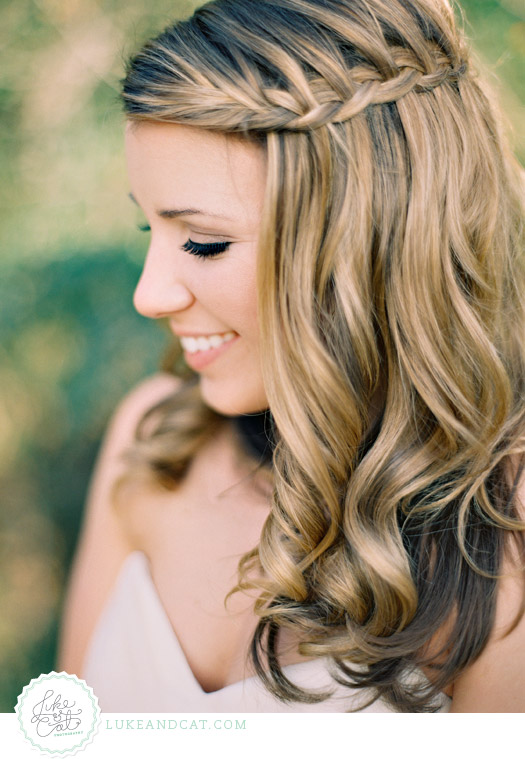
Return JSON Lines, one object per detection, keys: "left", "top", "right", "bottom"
{"left": 125, "top": 121, "right": 266, "bottom": 222}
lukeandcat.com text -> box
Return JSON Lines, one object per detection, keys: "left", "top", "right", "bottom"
{"left": 104, "top": 719, "right": 246, "bottom": 731}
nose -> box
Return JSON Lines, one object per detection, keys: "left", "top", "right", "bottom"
{"left": 133, "top": 246, "right": 195, "bottom": 319}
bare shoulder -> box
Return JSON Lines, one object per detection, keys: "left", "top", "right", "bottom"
{"left": 448, "top": 457, "right": 525, "bottom": 712}
{"left": 106, "top": 372, "right": 182, "bottom": 445}
{"left": 56, "top": 372, "right": 182, "bottom": 677}
{"left": 81, "top": 371, "right": 183, "bottom": 507}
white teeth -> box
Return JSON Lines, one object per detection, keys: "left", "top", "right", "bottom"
{"left": 196, "top": 337, "right": 209, "bottom": 351}
{"left": 180, "top": 331, "right": 236, "bottom": 354}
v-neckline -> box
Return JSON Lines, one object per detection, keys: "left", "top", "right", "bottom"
{"left": 129, "top": 550, "right": 323, "bottom": 697}
{"left": 124, "top": 550, "right": 451, "bottom": 707}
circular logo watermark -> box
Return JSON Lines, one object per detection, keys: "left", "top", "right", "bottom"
{"left": 15, "top": 671, "right": 100, "bottom": 757}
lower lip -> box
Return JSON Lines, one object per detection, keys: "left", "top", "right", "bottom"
{"left": 182, "top": 334, "right": 240, "bottom": 371}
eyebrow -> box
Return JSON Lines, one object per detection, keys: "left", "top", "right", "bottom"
{"left": 128, "top": 193, "right": 234, "bottom": 221}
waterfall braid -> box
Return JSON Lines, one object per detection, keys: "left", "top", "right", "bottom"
{"left": 121, "top": 0, "right": 525, "bottom": 711}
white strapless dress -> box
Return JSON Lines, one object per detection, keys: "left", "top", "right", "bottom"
{"left": 82, "top": 551, "right": 452, "bottom": 713}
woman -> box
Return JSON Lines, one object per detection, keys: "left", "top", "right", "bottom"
{"left": 57, "top": 0, "right": 525, "bottom": 712}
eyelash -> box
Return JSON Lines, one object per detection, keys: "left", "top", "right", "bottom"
{"left": 137, "top": 225, "right": 230, "bottom": 259}
{"left": 182, "top": 239, "right": 231, "bottom": 259}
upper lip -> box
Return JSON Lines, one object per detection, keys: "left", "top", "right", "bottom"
{"left": 169, "top": 326, "right": 236, "bottom": 338}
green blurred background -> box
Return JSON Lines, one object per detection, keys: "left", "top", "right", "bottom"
{"left": 0, "top": 0, "right": 524, "bottom": 712}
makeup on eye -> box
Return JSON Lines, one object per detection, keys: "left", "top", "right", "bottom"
{"left": 182, "top": 239, "right": 231, "bottom": 258}
{"left": 135, "top": 223, "right": 231, "bottom": 259}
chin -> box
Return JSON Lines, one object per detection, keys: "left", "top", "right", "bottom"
{"left": 199, "top": 377, "right": 268, "bottom": 417}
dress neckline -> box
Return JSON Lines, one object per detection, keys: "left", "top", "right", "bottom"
{"left": 126, "top": 550, "right": 327, "bottom": 697}
{"left": 121, "top": 550, "right": 451, "bottom": 706}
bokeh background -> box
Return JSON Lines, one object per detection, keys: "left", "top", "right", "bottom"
{"left": 1, "top": 0, "right": 524, "bottom": 712}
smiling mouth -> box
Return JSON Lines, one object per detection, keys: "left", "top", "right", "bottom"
{"left": 180, "top": 331, "right": 240, "bottom": 372}
{"left": 179, "top": 331, "right": 236, "bottom": 354}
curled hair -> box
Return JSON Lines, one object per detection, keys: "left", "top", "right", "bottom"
{"left": 121, "top": 0, "right": 525, "bottom": 711}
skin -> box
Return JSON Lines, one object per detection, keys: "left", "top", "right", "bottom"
{"left": 56, "top": 122, "right": 314, "bottom": 694}
{"left": 125, "top": 121, "right": 269, "bottom": 416}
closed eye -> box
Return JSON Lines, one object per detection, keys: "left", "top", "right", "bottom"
{"left": 182, "top": 239, "right": 231, "bottom": 259}
{"left": 136, "top": 225, "right": 230, "bottom": 259}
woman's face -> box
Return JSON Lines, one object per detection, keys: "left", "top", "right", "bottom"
{"left": 125, "top": 121, "right": 268, "bottom": 416}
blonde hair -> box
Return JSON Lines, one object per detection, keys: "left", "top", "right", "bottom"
{"left": 121, "top": 0, "right": 525, "bottom": 711}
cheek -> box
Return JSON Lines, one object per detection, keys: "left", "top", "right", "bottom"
{"left": 223, "top": 294, "right": 259, "bottom": 339}
{"left": 239, "top": 282, "right": 259, "bottom": 336}
{"left": 210, "top": 260, "right": 259, "bottom": 336}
